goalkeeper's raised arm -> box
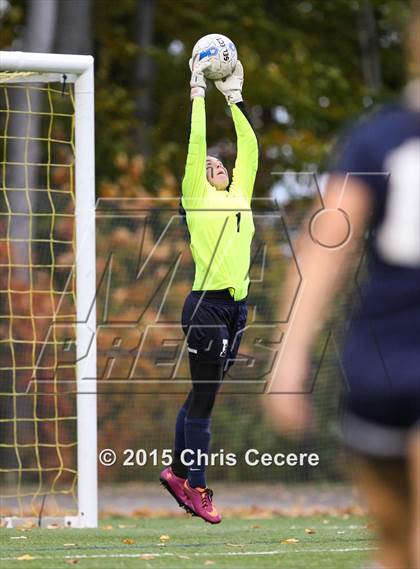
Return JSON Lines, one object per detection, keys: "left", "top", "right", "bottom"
{"left": 181, "top": 57, "right": 210, "bottom": 203}
{"left": 215, "top": 61, "right": 259, "bottom": 202}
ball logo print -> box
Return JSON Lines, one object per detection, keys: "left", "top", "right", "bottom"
{"left": 198, "top": 46, "right": 218, "bottom": 61}
{"left": 192, "top": 33, "right": 237, "bottom": 80}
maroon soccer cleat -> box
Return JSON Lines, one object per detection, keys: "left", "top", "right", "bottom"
{"left": 159, "top": 467, "right": 195, "bottom": 515}
{"left": 183, "top": 480, "right": 222, "bottom": 524}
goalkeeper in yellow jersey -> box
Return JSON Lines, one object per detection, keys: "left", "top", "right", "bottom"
{"left": 160, "top": 56, "right": 258, "bottom": 524}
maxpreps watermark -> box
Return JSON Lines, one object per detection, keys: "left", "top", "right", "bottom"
{"left": 99, "top": 448, "right": 320, "bottom": 468}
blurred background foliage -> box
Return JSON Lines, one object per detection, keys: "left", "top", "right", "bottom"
{"left": 0, "top": 0, "right": 411, "bottom": 198}
{"left": 0, "top": 0, "right": 414, "bottom": 486}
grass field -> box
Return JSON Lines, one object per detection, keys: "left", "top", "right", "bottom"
{"left": 0, "top": 515, "right": 374, "bottom": 568}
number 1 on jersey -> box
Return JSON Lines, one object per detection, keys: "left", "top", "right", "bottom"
{"left": 236, "top": 212, "right": 241, "bottom": 233}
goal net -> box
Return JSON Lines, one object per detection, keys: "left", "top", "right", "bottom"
{"left": 0, "top": 52, "right": 97, "bottom": 528}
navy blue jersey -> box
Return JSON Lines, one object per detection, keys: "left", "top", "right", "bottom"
{"left": 332, "top": 96, "right": 420, "bottom": 428}
{"left": 333, "top": 100, "right": 420, "bottom": 313}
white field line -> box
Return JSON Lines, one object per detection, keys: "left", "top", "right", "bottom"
{"left": 0, "top": 546, "right": 377, "bottom": 562}
{"left": 289, "top": 525, "right": 367, "bottom": 530}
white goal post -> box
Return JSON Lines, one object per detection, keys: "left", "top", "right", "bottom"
{"left": 0, "top": 51, "right": 97, "bottom": 528}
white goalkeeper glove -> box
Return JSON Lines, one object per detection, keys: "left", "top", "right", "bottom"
{"left": 215, "top": 60, "right": 244, "bottom": 105}
{"left": 189, "top": 56, "right": 210, "bottom": 100}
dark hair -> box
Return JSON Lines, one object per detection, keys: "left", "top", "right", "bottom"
{"left": 179, "top": 198, "right": 186, "bottom": 219}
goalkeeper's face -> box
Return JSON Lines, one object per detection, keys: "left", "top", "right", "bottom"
{"left": 206, "top": 156, "right": 229, "bottom": 190}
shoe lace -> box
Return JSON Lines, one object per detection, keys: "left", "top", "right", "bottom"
{"left": 200, "top": 487, "right": 214, "bottom": 509}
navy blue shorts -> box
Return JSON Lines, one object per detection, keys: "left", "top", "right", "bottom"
{"left": 182, "top": 290, "right": 248, "bottom": 368}
{"left": 340, "top": 308, "right": 420, "bottom": 458}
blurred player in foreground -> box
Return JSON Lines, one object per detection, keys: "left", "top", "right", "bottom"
{"left": 264, "top": 9, "right": 420, "bottom": 569}
{"left": 160, "top": 56, "right": 258, "bottom": 523}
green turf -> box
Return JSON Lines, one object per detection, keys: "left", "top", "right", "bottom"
{"left": 0, "top": 515, "right": 374, "bottom": 568}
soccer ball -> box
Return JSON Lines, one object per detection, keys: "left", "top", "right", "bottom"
{"left": 192, "top": 34, "right": 237, "bottom": 80}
